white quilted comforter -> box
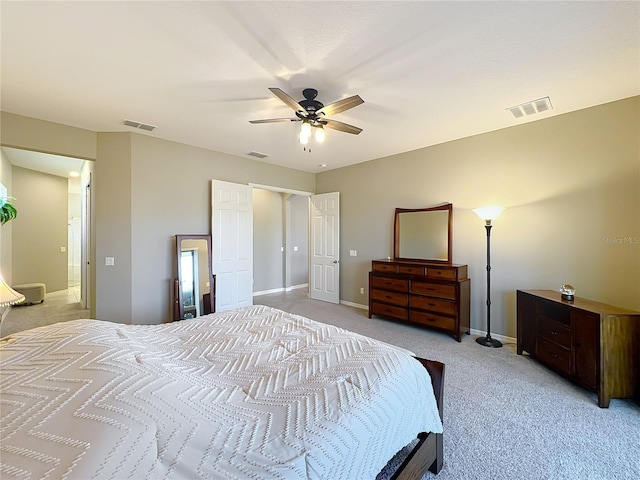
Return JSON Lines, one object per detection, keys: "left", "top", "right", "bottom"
{"left": 1, "top": 305, "right": 442, "bottom": 479}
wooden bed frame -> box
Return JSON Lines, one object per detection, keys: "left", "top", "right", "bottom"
{"left": 391, "top": 357, "right": 444, "bottom": 479}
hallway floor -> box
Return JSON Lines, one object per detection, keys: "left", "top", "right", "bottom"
{"left": 0, "top": 286, "right": 90, "bottom": 337}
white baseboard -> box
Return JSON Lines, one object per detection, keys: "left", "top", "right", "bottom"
{"left": 340, "top": 300, "right": 368, "bottom": 310}
{"left": 253, "top": 283, "right": 308, "bottom": 297}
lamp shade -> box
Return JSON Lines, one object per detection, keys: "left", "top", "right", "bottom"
{"left": 473, "top": 206, "right": 505, "bottom": 221}
{"left": 0, "top": 275, "right": 25, "bottom": 307}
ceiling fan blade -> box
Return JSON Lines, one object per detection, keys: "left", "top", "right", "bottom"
{"left": 322, "top": 118, "right": 363, "bottom": 135}
{"left": 249, "top": 118, "right": 299, "bottom": 124}
{"left": 268, "top": 87, "right": 307, "bottom": 114}
{"left": 316, "top": 95, "right": 364, "bottom": 117}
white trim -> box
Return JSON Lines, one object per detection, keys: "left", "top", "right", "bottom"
{"left": 340, "top": 300, "right": 368, "bottom": 310}
{"left": 253, "top": 283, "right": 309, "bottom": 297}
{"left": 253, "top": 287, "right": 285, "bottom": 296}
{"left": 249, "top": 183, "right": 313, "bottom": 197}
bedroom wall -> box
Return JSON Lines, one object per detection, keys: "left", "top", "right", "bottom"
{"left": 316, "top": 96, "right": 640, "bottom": 339}
{"left": 253, "top": 189, "right": 285, "bottom": 293}
{"left": 289, "top": 194, "right": 309, "bottom": 287}
{"left": 128, "top": 133, "right": 315, "bottom": 324}
{"left": 11, "top": 166, "right": 68, "bottom": 292}
{"left": 0, "top": 113, "right": 315, "bottom": 325}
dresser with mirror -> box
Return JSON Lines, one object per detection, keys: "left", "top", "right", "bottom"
{"left": 368, "top": 203, "right": 470, "bottom": 341}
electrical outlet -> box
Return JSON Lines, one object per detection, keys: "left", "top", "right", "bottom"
{"left": 105, "top": 257, "right": 115, "bottom": 266}
{"left": 360, "top": 287, "right": 365, "bottom": 294}
{"left": 350, "top": 250, "right": 357, "bottom": 256}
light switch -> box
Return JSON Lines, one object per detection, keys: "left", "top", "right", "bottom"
{"left": 350, "top": 250, "right": 357, "bottom": 256}
{"left": 294, "top": 246, "right": 298, "bottom": 251}
{"left": 105, "top": 257, "right": 115, "bottom": 266}
{"left": 60, "top": 246, "right": 66, "bottom": 253}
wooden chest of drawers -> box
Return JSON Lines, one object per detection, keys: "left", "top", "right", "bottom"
{"left": 369, "top": 259, "right": 470, "bottom": 342}
{"left": 517, "top": 289, "right": 640, "bottom": 408}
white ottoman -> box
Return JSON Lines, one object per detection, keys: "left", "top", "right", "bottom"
{"left": 12, "top": 283, "right": 46, "bottom": 305}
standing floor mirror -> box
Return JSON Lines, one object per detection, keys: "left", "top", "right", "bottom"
{"left": 174, "top": 234, "right": 215, "bottom": 321}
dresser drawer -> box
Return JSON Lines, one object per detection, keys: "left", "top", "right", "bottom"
{"left": 410, "top": 310, "right": 455, "bottom": 331}
{"left": 371, "top": 301, "right": 408, "bottom": 321}
{"left": 536, "top": 337, "right": 571, "bottom": 375}
{"left": 398, "top": 265, "right": 426, "bottom": 276}
{"left": 372, "top": 263, "right": 397, "bottom": 273}
{"left": 371, "top": 276, "right": 408, "bottom": 292}
{"left": 410, "top": 281, "right": 456, "bottom": 299}
{"left": 537, "top": 315, "right": 571, "bottom": 348}
{"left": 426, "top": 267, "right": 456, "bottom": 280}
{"left": 371, "top": 289, "right": 408, "bottom": 307}
{"left": 410, "top": 296, "right": 456, "bottom": 315}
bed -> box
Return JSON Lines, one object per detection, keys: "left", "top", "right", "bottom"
{"left": 1, "top": 305, "right": 444, "bottom": 479}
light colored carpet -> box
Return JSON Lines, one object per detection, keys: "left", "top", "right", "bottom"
{"left": 2, "top": 288, "right": 638, "bottom": 479}
{"left": 0, "top": 286, "right": 90, "bottom": 338}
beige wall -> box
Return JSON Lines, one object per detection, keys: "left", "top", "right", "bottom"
{"left": 11, "top": 166, "right": 68, "bottom": 291}
{"left": 253, "top": 189, "right": 285, "bottom": 292}
{"left": 0, "top": 112, "right": 96, "bottom": 160}
{"left": 289, "top": 194, "right": 309, "bottom": 287}
{"left": 128, "top": 133, "right": 315, "bottom": 324}
{"left": 316, "top": 96, "right": 640, "bottom": 338}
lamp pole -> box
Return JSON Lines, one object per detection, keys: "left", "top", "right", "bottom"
{"left": 472, "top": 206, "right": 504, "bottom": 348}
{"left": 477, "top": 221, "right": 501, "bottom": 347}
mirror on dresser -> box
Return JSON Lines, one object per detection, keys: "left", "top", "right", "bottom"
{"left": 174, "top": 234, "right": 215, "bottom": 321}
{"left": 394, "top": 202, "right": 452, "bottom": 263}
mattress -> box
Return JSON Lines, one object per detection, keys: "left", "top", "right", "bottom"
{"left": 0, "top": 305, "right": 442, "bottom": 479}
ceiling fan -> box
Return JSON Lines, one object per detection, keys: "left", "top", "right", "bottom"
{"left": 249, "top": 88, "right": 364, "bottom": 143}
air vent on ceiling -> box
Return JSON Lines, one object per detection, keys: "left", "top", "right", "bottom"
{"left": 248, "top": 151, "right": 269, "bottom": 159}
{"left": 506, "top": 97, "right": 553, "bottom": 119}
{"left": 123, "top": 119, "right": 157, "bottom": 131}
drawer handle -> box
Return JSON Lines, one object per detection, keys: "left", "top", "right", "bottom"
{"left": 427, "top": 288, "right": 436, "bottom": 291}
{"left": 550, "top": 331, "right": 558, "bottom": 336}
{"left": 550, "top": 353, "right": 558, "bottom": 358}
{"left": 385, "top": 295, "right": 393, "bottom": 299}
{"left": 427, "top": 303, "right": 436, "bottom": 307}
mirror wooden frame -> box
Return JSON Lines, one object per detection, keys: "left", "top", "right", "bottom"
{"left": 393, "top": 203, "right": 453, "bottom": 264}
{"left": 175, "top": 234, "right": 215, "bottom": 320}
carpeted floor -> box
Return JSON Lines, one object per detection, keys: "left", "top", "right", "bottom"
{"left": 2, "top": 288, "right": 638, "bottom": 479}
{"left": 0, "top": 286, "right": 90, "bottom": 338}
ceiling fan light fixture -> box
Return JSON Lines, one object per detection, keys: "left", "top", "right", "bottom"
{"left": 300, "top": 120, "right": 312, "bottom": 137}
{"left": 299, "top": 131, "right": 309, "bottom": 145}
{"left": 315, "top": 125, "right": 325, "bottom": 143}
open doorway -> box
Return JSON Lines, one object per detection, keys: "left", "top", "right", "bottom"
{"left": 252, "top": 187, "right": 310, "bottom": 297}
{"left": 0, "top": 147, "right": 93, "bottom": 312}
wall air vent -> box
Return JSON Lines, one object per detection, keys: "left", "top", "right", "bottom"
{"left": 248, "top": 151, "right": 269, "bottom": 159}
{"left": 506, "top": 97, "right": 553, "bottom": 119}
{"left": 123, "top": 119, "right": 157, "bottom": 131}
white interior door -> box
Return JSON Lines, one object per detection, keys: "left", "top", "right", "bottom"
{"left": 309, "top": 192, "right": 340, "bottom": 304}
{"left": 212, "top": 180, "right": 253, "bottom": 311}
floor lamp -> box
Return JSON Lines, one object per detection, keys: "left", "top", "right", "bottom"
{"left": 472, "top": 206, "right": 505, "bottom": 348}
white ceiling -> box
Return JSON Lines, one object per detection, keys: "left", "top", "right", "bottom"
{"left": 1, "top": 1, "right": 638, "bottom": 173}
